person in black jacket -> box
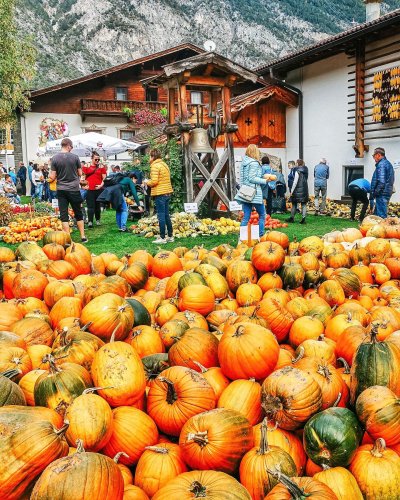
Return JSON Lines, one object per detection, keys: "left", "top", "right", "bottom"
{"left": 287, "top": 159, "right": 309, "bottom": 224}
{"left": 17, "top": 162, "right": 27, "bottom": 195}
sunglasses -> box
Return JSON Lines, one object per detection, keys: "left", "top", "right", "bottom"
{"left": 94, "top": 158, "right": 100, "bottom": 162}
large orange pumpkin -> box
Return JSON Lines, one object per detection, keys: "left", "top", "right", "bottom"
{"left": 13, "top": 269, "right": 49, "bottom": 299}
{"left": 217, "top": 379, "right": 263, "bottom": 425}
{"left": 251, "top": 241, "right": 286, "bottom": 273}
{"left": 101, "top": 406, "right": 159, "bottom": 466}
{"left": 218, "top": 322, "right": 279, "bottom": 380}
{"left": 147, "top": 366, "right": 216, "bottom": 436}
{"left": 80, "top": 293, "right": 133, "bottom": 341}
{"left": 257, "top": 298, "right": 294, "bottom": 342}
{"left": 168, "top": 327, "right": 219, "bottom": 371}
{"left": 179, "top": 408, "right": 253, "bottom": 473}
{"left": 152, "top": 251, "right": 183, "bottom": 279}
{"left": 178, "top": 284, "right": 215, "bottom": 316}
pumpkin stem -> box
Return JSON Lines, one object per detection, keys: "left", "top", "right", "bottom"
{"left": 262, "top": 393, "right": 283, "bottom": 419}
{"left": 233, "top": 325, "right": 246, "bottom": 337}
{"left": 83, "top": 386, "right": 114, "bottom": 394}
{"left": 316, "top": 364, "right": 332, "bottom": 381}
{"left": 110, "top": 325, "right": 120, "bottom": 343}
{"left": 75, "top": 439, "right": 85, "bottom": 453}
{"left": 266, "top": 469, "right": 309, "bottom": 499}
{"left": 158, "top": 377, "right": 178, "bottom": 405}
{"left": 42, "top": 354, "right": 62, "bottom": 373}
{"left": 332, "top": 392, "right": 342, "bottom": 407}
{"left": 189, "top": 481, "right": 207, "bottom": 498}
{"left": 192, "top": 361, "right": 208, "bottom": 373}
{"left": 1, "top": 368, "right": 21, "bottom": 379}
{"left": 370, "top": 324, "right": 379, "bottom": 343}
{"left": 145, "top": 445, "right": 169, "bottom": 454}
{"left": 258, "top": 418, "right": 270, "bottom": 455}
{"left": 371, "top": 438, "right": 386, "bottom": 457}
{"left": 113, "top": 451, "right": 129, "bottom": 463}
{"left": 81, "top": 321, "right": 93, "bottom": 332}
{"left": 54, "top": 422, "right": 69, "bottom": 436}
{"left": 336, "top": 357, "right": 351, "bottom": 374}
{"left": 292, "top": 346, "right": 305, "bottom": 364}
{"left": 186, "top": 430, "right": 208, "bottom": 448}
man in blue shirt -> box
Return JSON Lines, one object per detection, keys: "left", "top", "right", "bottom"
{"left": 314, "top": 158, "right": 329, "bottom": 215}
{"left": 370, "top": 147, "right": 395, "bottom": 219}
{"left": 348, "top": 178, "right": 371, "bottom": 222}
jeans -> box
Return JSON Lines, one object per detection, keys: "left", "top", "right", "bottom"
{"left": 35, "top": 183, "right": 43, "bottom": 200}
{"left": 314, "top": 185, "right": 327, "bottom": 211}
{"left": 349, "top": 185, "right": 369, "bottom": 221}
{"left": 374, "top": 195, "right": 390, "bottom": 218}
{"left": 30, "top": 181, "right": 35, "bottom": 197}
{"left": 86, "top": 189, "right": 103, "bottom": 223}
{"left": 291, "top": 202, "right": 307, "bottom": 219}
{"left": 264, "top": 188, "right": 273, "bottom": 216}
{"left": 241, "top": 202, "right": 265, "bottom": 237}
{"left": 49, "top": 190, "right": 57, "bottom": 201}
{"left": 154, "top": 194, "right": 173, "bottom": 239}
{"left": 116, "top": 197, "right": 128, "bottom": 229}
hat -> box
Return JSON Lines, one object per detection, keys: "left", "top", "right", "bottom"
{"left": 374, "top": 147, "right": 385, "bottom": 156}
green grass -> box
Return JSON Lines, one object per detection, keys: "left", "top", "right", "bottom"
{"left": 1, "top": 199, "right": 358, "bottom": 256}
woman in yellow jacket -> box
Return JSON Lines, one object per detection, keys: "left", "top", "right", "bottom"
{"left": 144, "top": 149, "right": 174, "bottom": 244}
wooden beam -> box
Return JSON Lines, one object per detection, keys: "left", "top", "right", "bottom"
{"left": 186, "top": 76, "right": 226, "bottom": 87}
{"left": 204, "top": 64, "right": 214, "bottom": 76}
{"left": 180, "top": 70, "right": 191, "bottom": 83}
{"left": 354, "top": 40, "right": 366, "bottom": 158}
{"left": 167, "top": 88, "right": 175, "bottom": 128}
{"left": 193, "top": 150, "right": 230, "bottom": 206}
{"left": 225, "top": 74, "right": 238, "bottom": 87}
{"left": 222, "top": 85, "right": 236, "bottom": 200}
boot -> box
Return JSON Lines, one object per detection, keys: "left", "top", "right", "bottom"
{"left": 300, "top": 218, "right": 306, "bottom": 224}
{"left": 286, "top": 217, "right": 294, "bottom": 223}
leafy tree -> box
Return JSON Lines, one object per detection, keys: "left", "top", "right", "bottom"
{"left": 0, "top": 0, "right": 36, "bottom": 127}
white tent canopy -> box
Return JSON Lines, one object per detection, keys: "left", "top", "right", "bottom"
{"left": 38, "top": 132, "right": 141, "bottom": 158}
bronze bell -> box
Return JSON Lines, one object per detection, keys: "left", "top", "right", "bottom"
{"left": 189, "top": 127, "right": 214, "bottom": 153}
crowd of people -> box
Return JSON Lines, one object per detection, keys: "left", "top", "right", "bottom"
{"left": 235, "top": 144, "right": 395, "bottom": 237}
{"left": 47, "top": 138, "right": 171, "bottom": 244}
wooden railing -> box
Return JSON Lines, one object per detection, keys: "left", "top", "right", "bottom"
{"left": 80, "top": 99, "right": 167, "bottom": 113}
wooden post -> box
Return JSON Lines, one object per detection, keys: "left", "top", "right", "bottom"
{"left": 355, "top": 41, "right": 367, "bottom": 158}
{"left": 247, "top": 221, "right": 251, "bottom": 247}
{"left": 178, "top": 82, "right": 193, "bottom": 202}
{"left": 222, "top": 85, "right": 236, "bottom": 201}
{"left": 167, "top": 87, "right": 175, "bottom": 125}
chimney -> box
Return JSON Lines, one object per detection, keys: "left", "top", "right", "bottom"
{"left": 364, "top": 0, "right": 382, "bottom": 22}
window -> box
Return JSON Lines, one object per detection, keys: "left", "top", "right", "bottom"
{"left": 0, "top": 129, "right": 6, "bottom": 145}
{"left": 9, "top": 129, "right": 13, "bottom": 145}
{"left": 145, "top": 87, "right": 158, "bottom": 102}
{"left": 120, "top": 130, "right": 136, "bottom": 142}
{"left": 191, "top": 92, "right": 202, "bottom": 104}
{"left": 115, "top": 87, "right": 128, "bottom": 101}
{"left": 83, "top": 128, "right": 103, "bottom": 134}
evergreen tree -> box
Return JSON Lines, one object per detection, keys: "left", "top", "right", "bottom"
{"left": 0, "top": 0, "right": 36, "bottom": 127}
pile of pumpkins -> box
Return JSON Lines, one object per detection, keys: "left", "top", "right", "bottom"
{"left": 2, "top": 224, "right": 400, "bottom": 499}
{"left": 0, "top": 215, "right": 62, "bottom": 244}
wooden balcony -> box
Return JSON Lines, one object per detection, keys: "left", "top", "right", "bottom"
{"left": 80, "top": 99, "right": 167, "bottom": 118}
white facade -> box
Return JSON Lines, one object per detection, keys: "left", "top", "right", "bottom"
{"left": 280, "top": 35, "right": 400, "bottom": 202}
{"left": 20, "top": 112, "right": 140, "bottom": 166}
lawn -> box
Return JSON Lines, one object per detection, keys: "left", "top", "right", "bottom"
{"left": 1, "top": 201, "right": 358, "bottom": 256}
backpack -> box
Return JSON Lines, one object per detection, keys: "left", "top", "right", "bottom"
{"left": 103, "top": 173, "right": 125, "bottom": 187}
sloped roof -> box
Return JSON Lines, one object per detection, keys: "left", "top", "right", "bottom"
{"left": 31, "top": 43, "right": 204, "bottom": 97}
{"left": 257, "top": 8, "right": 400, "bottom": 74}
{"left": 132, "top": 124, "right": 166, "bottom": 145}
{"left": 228, "top": 85, "right": 298, "bottom": 112}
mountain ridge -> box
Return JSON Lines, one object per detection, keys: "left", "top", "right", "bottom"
{"left": 16, "top": 0, "right": 400, "bottom": 89}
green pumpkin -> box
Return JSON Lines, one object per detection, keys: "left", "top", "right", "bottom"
{"left": 178, "top": 272, "right": 207, "bottom": 292}
{"left": 331, "top": 268, "right": 362, "bottom": 297}
{"left": 0, "top": 369, "right": 26, "bottom": 406}
{"left": 34, "top": 356, "right": 92, "bottom": 411}
{"left": 201, "top": 255, "right": 227, "bottom": 275}
{"left": 303, "top": 270, "right": 322, "bottom": 289}
{"left": 244, "top": 248, "right": 253, "bottom": 261}
{"left": 126, "top": 298, "right": 152, "bottom": 327}
{"left": 279, "top": 262, "right": 305, "bottom": 289}
{"left": 142, "top": 353, "right": 170, "bottom": 385}
{"left": 303, "top": 407, "right": 363, "bottom": 467}
{"left": 307, "top": 303, "right": 333, "bottom": 325}
{"left": 350, "top": 330, "right": 400, "bottom": 405}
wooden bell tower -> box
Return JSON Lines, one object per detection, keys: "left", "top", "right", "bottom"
{"left": 143, "top": 52, "right": 259, "bottom": 213}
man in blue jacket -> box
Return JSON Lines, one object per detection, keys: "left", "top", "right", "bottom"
{"left": 370, "top": 147, "right": 394, "bottom": 219}
{"left": 314, "top": 158, "right": 329, "bottom": 215}
{"left": 348, "top": 178, "right": 370, "bottom": 222}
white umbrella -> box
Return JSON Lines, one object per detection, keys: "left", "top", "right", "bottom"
{"left": 38, "top": 132, "right": 141, "bottom": 158}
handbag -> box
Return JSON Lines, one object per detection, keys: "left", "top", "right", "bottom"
{"left": 237, "top": 184, "right": 256, "bottom": 202}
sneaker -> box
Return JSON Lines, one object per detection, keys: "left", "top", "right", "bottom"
{"left": 96, "top": 220, "right": 101, "bottom": 226}
{"left": 153, "top": 237, "right": 167, "bottom": 244}
{"left": 166, "top": 236, "right": 175, "bottom": 242}
{"left": 120, "top": 228, "right": 128, "bottom": 232}
{"left": 300, "top": 218, "right": 306, "bottom": 224}
{"left": 286, "top": 217, "right": 294, "bottom": 223}
{"left": 87, "top": 222, "right": 93, "bottom": 228}
{"left": 81, "top": 237, "right": 89, "bottom": 243}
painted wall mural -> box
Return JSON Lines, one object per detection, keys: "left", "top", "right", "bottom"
{"left": 39, "top": 118, "right": 69, "bottom": 147}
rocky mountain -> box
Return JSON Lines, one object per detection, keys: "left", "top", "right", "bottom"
{"left": 17, "top": 0, "right": 400, "bottom": 89}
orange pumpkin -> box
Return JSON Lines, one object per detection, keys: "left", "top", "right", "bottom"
{"left": 147, "top": 366, "right": 216, "bottom": 436}
{"left": 257, "top": 298, "right": 294, "bottom": 342}
{"left": 178, "top": 284, "right": 215, "bottom": 316}
{"left": 168, "top": 327, "right": 219, "bottom": 371}
{"left": 218, "top": 379, "right": 263, "bottom": 425}
{"left": 152, "top": 251, "right": 183, "bottom": 279}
